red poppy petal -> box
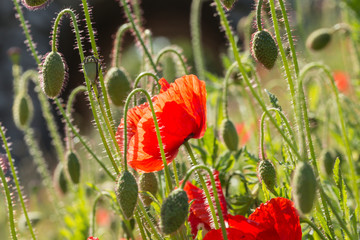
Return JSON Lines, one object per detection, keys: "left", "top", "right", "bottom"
{"left": 116, "top": 102, "right": 150, "bottom": 155}
{"left": 203, "top": 228, "right": 256, "bottom": 240}
{"left": 249, "top": 197, "right": 302, "bottom": 240}
{"left": 189, "top": 210, "right": 211, "bottom": 238}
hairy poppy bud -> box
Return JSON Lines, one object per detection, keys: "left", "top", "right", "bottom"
{"left": 116, "top": 171, "right": 138, "bottom": 219}
{"left": 306, "top": 28, "right": 333, "bottom": 51}
{"left": 251, "top": 30, "right": 278, "bottom": 69}
{"left": 292, "top": 162, "right": 317, "bottom": 215}
{"left": 258, "top": 159, "right": 276, "bottom": 192}
{"left": 54, "top": 163, "right": 68, "bottom": 194}
{"left": 22, "top": 0, "right": 49, "bottom": 10}
{"left": 105, "top": 67, "right": 131, "bottom": 106}
{"left": 66, "top": 151, "right": 81, "bottom": 184}
{"left": 161, "top": 189, "right": 189, "bottom": 235}
{"left": 13, "top": 92, "right": 33, "bottom": 130}
{"left": 320, "top": 150, "right": 336, "bottom": 176}
{"left": 221, "top": 0, "right": 236, "bottom": 10}
{"left": 40, "top": 51, "right": 67, "bottom": 98}
{"left": 220, "top": 119, "right": 239, "bottom": 151}
{"left": 83, "top": 55, "right": 99, "bottom": 84}
{"left": 139, "top": 172, "right": 158, "bottom": 206}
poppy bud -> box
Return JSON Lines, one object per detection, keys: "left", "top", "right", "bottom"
{"left": 54, "top": 163, "right": 68, "bottom": 194}
{"left": 105, "top": 67, "right": 131, "bottom": 106}
{"left": 161, "top": 189, "right": 189, "bottom": 235}
{"left": 292, "top": 162, "right": 317, "bottom": 215}
{"left": 7, "top": 47, "right": 21, "bottom": 65}
{"left": 320, "top": 150, "right": 336, "bottom": 176}
{"left": 66, "top": 151, "right": 81, "bottom": 184}
{"left": 139, "top": 172, "right": 158, "bottom": 206}
{"left": 40, "top": 51, "right": 67, "bottom": 98}
{"left": 306, "top": 28, "right": 333, "bottom": 51}
{"left": 116, "top": 171, "right": 138, "bottom": 219}
{"left": 221, "top": 0, "right": 236, "bottom": 10}
{"left": 83, "top": 55, "right": 99, "bottom": 84}
{"left": 13, "top": 92, "right": 33, "bottom": 130}
{"left": 19, "top": 211, "right": 42, "bottom": 231}
{"left": 22, "top": 0, "right": 49, "bottom": 10}
{"left": 220, "top": 119, "right": 239, "bottom": 151}
{"left": 258, "top": 159, "right": 276, "bottom": 192}
{"left": 251, "top": 30, "right": 278, "bottom": 69}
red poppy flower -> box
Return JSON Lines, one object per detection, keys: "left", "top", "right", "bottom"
{"left": 203, "top": 197, "right": 302, "bottom": 240}
{"left": 183, "top": 170, "right": 228, "bottom": 237}
{"left": 333, "top": 71, "right": 350, "bottom": 93}
{"left": 116, "top": 75, "right": 207, "bottom": 173}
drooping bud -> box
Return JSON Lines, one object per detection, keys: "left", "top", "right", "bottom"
{"left": 220, "top": 118, "right": 239, "bottom": 151}
{"left": 66, "top": 151, "right": 81, "bottom": 184}
{"left": 54, "top": 163, "right": 68, "bottom": 194}
{"left": 251, "top": 30, "right": 278, "bottom": 69}
{"left": 320, "top": 150, "right": 336, "bottom": 176}
{"left": 40, "top": 51, "right": 67, "bottom": 98}
{"left": 115, "top": 171, "right": 138, "bottom": 219}
{"left": 83, "top": 55, "right": 99, "bottom": 84}
{"left": 7, "top": 47, "right": 21, "bottom": 65}
{"left": 160, "top": 188, "right": 189, "bottom": 235}
{"left": 306, "top": 28, "right": 333, "bottom": 51}
{"left": 22, "top": 0, "right": 50, "bottom": 10}
{"left": 257, "top": 159, "right": 276, "bottom": 192}
{"left": 292, "top": 162, "right": 317, "bottom": 215}
{"left": 139, "top": 172, "right": 158, "bottom": 206}
{"left": 13, "top": 92, "right": 33, "bottom": 130}
{"left": 105, "top": 67, "right": 131, "bottom": 107}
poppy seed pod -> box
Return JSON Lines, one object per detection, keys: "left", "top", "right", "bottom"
{"left": 220, "top": 118, "right": 239, "bottom": 151}
{"left": 13, "top": 92, "right": 33, "bottom": 130}
{"left": 66, "top": 151, "right": 81, "bottom": 184}
{"left": 105, "top": 67, "right": 131, "bottom": 106}
{"left": 292, "top": 162, "right": 317, "bottom": 215}
{"left": 306, "top": 28, "right": 333, "bottom": 51}
{"left": 22, "top": 0, "right": 49, "bottom": 10}
{"left": 258, "top": 159, "right": 276, "bottom": 192}
{"left": 139, "top": 172, "right": 158, "bottom": 206}
{"left": 40, "top": 51, "right": 67, "bottom": 98}
{"left": 83, "top": 55, "right": 99, "bottom": 84}
{"left": 161, "top": 189, "right": 189, "bottom": 235}
{"left": 115, "top": 171, "right": 138, "bottom": 219}
{"left": 251, "top": 30, "right": 278, "bottom": 69}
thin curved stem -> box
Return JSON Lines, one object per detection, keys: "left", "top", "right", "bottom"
{"left": 65, "top": 86, "right": 87, "bottom": 151}
{"left": 113, "top": 23, "right": 132, "bottom": 68}
{"left": 122, "top": 88, "right": 173, "bottom": 194}
{"left": 183, "top": 143, "right": 220, "bottom": 231}
{"left": 91, "top": 192, "right": 113, "bottom": 236}
{"left": 181, "top": 164, "right": 228, "bottom": 240}
{"left": 55, "top": 99, "right": 116, "bottom": 181}
{"left": 134, "top": 210, "right": 148, "bottom": 240}
{"left": 256, "top": 0, "right": 264, "bottom": 31}
{"left": 0, "top": 125, "right": 37, "bottom": 240}
{"left": 223, "top": 62, "right": 238, "bottom": 119}
{"left": 155, "top": 47, "right": 189, "bottom": 75}
{"left": 260, "top": 108, "right": 297, "bottom": 160}
{"left": 137, "top": 201, "right": 163, "bottom": 240}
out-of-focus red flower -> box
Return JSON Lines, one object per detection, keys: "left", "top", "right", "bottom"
{"left": 116, "top": 75, "right": 207, "bottom": 173}
{"left": 87, "top": 237, "right": 99, "bottom": 240}
{"left": 235, "top": 123, "right": 251, "bottom": 146}
{"left": 333, "top": 71, "right": 350, "bottom": 93}
{"left": 203, "top": 197, "right": 302, "bottom": 240}
{"left": 96, "top": 208, "right": 111, "bottom": 227}
{"left": 183, "top": 170, "right": 228, "bottom": 238}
